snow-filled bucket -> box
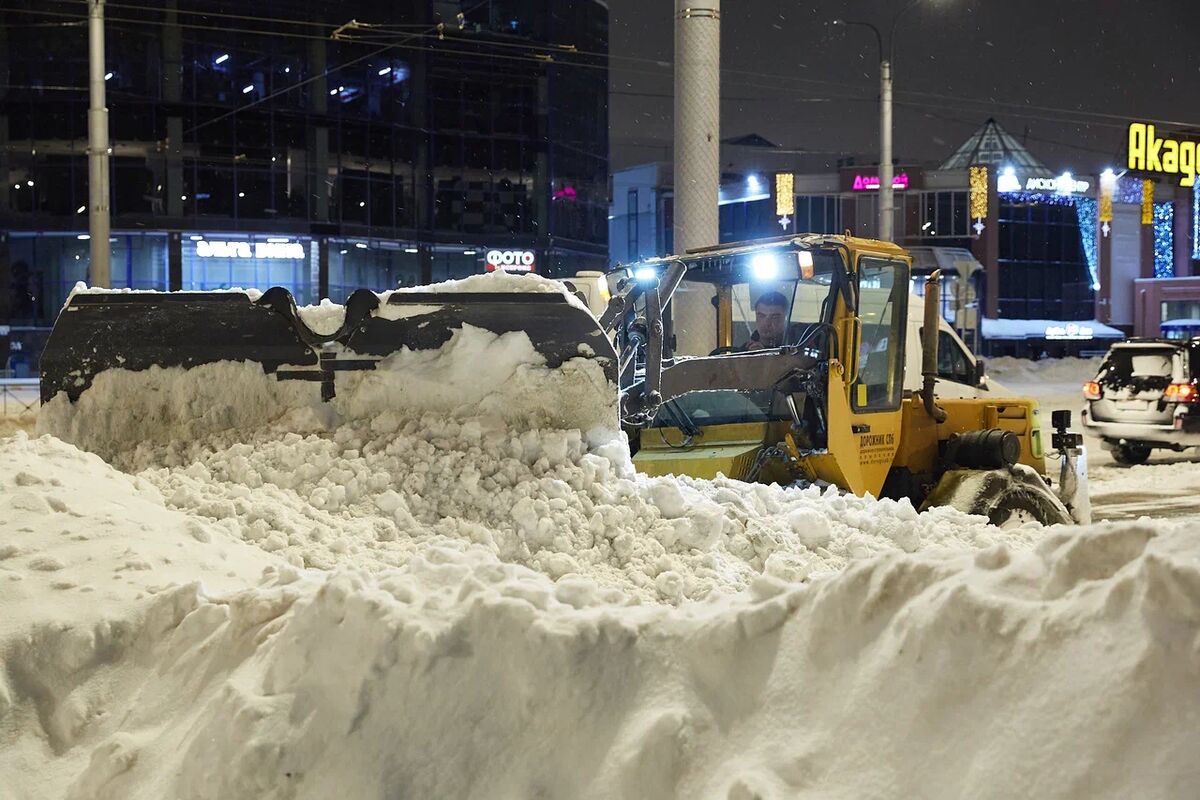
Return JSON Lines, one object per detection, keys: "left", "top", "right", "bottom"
{"left": 38, "top": 278, "right": 619, "bottom": 459}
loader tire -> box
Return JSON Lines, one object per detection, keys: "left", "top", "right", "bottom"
{"left": 1111, "top": 443, "right": 1151, "bottom": 466}
{"left": 922, "top": 467, "right": 1074, "bottom": 528}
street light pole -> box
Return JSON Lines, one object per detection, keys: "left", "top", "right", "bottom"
{"left": 833, "top": 0, "right": 924, "bottom": 243}
{"left": 879, "top": 58, "right": 894, "bottom": 241}
{"left": 87, "top": 0, "right": 111, "bottom": 287}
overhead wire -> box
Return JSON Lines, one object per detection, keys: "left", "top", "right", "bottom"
{"left": 6, "top": 3, "right": 1193, "bottom": 153}
{"left": 13, "top": 3, "right": 1194, "bottom": 133}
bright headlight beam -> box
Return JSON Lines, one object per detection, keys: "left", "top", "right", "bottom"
{"left": 634, "top": 267, "right": 658, "bottom": 282}
{"left": 751, "top": 253, "right": 779, "bottom": 282}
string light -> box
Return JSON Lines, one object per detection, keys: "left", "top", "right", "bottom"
{"left": 1074, "top": 197, "right": 1099, "bottom": 289}
{"left": 1193, "top": 187, "right": 1199, "bottom": 261}
{"left": 774, "top": 172, "right": 794, "bottom": 218}
{"left": 1114, "top": 176, "right": 1144, "bottom": 205}
{"left": 997, "top": 191, "right": 1076, "bottom": 207}
{"left": 968, "top": 165, "right": 988, "bottom": 220}
{"left": 1098, "top": 169, "right": 1115, "bottom": 225}
{"left": 1153, "top": 202, "right": 1174, "bottom": 279}
{"left": 1141, "top": 179, "right": 1154, "bottom": 225}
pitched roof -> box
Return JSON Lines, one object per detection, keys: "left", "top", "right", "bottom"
{"left": 722, "top": 132, "right": 780, "bottom": 148}
{"left": 939, "top": 118, "right": 1049, "bottom": 172}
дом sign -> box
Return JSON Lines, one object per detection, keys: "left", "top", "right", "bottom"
{"left": 851, "top": 173, "right": 910, "bottom": 191}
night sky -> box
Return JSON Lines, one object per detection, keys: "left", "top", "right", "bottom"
{"left": 607, "top": 0, "right": 1200, "bottom": 177}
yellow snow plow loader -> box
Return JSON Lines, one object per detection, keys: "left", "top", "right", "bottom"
{"left": 602, "top": 235, "right": 1088, "bottom": 526}
{"left": 39, "top": 234, "right": 1086, "bottom": 525}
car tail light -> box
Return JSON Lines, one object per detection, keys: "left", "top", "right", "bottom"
{"left": 1164, "top": 382, "right": 1200, "bottom": 403}
{"left": 1083, "top": 381, "right": 1102, "bottom": 400}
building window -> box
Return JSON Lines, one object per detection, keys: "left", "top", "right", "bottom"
{"left": 919, "top": 191, "right": 969, "bottom": 237}
{"left": 997, "top": 198, "right": 1094, "bottom": 321}
{"left": 794, "top": 195, "right": 840, "bottom": 234}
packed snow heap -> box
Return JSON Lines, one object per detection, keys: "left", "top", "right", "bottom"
{"left": 4, "top": 273, "right": 1199, "bottom": 799}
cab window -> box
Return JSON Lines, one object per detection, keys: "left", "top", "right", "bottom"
{"left": 920, "top": 327, "right": 975, "bottom": 385}
{"left": 853, "top": 258, "right": 907, "bottom": 411}
{"left": 938, "top": 331, "right": 974, "bottom": 384}
{"left": 729, "top": 258, "right": 836, "bottom": 351}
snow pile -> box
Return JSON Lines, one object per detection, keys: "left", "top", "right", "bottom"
{"left": 3, "top": 434, "right": 1199, "bottom": 798}
{"left": 122, "top": 413, "right": 1018, "bottom": 602}
{"left": 387, "top": 268, "right": 591, "bottom": 311}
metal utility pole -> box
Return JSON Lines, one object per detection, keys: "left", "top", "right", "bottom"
{"left": 833, "top": 0, "right": 927, "bottom": 243}
{"left": 879, "top": 59, "right": 893, "bottom": 242}
{"left": 673, "top": 0, "right": 720, "bottom": 254}
{"left": 87, "top": 0, "right": 111, "bottom": 287}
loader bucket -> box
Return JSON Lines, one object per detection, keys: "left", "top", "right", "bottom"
{"left": 38, "top": 287, "right": 619, "bottom": 459}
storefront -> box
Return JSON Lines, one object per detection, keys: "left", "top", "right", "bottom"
{"left": 608, "top": 117, "right": 1199, "bottom": 354}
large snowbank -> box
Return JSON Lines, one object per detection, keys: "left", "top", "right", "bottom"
{"left": 13, "top": 286, "right": 1200, "bottom": 796}
{"left": 3, "top": 429, "right": 1199, "bottom": 798}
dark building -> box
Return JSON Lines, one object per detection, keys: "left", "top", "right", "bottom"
{"left": 0, "top": 0, "right": 609, "bottom": 375}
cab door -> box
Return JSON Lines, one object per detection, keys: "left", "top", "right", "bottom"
{"left": 821, "top": 255, "right": 910, "bottom": 496}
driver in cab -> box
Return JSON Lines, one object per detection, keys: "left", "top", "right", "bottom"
{"left": 743, "top": 291, "right": 789, "bottom": 351}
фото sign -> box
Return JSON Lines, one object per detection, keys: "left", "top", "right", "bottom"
{"left": 485, "top": 249, "right": 536, "bottom": 272}
{"left": 196, "top": 240, "right": 305, "bottom": 259}
{"left": 851, "top": 173, "right": 910, "bottom": 191}
{"left": 1127, "top": 122, "right": 1198, "bottom": 187}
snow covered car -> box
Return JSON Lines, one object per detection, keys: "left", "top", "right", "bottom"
{"left": 1081, "top": 338, "right": 1200, "bottom": 464}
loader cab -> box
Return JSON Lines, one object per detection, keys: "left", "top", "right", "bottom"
{"left": 625, "top": 237, "right": 913, "bottom": 495}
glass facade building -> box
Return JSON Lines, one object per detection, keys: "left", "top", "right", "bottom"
{"left": 1, "top": 0, "right": 609, "bottom": 350}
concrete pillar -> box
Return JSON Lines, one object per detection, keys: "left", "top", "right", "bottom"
{"left": 167, "top": 231, "right": 182, "bottom": 290}
{"left": 1174, "top": 186, "right": 1192, "bottom": 278}
{"left": 163, "top": 2, "right": 183, "bottom": 219}
{"left": 419, "top": 246, "right": 433, "bottom": 285}
{"left": 317, "top": 237, "right": 329, "bottom": 300}
{"left": 308, "top": 37, "right": 330, "bottom": 222}
{"left": 535, "top": 73, "right": 550, "bottom": 243}
{"left": 973, "top": 178, "right": 1000, "bottom": 318}
{"left": 672, "top": 0, "right": 720, "bottom": 254}
{"left": 0, "top": 17, "right": 9, "bottom": 216}
{"left": 0, "top": 234, "right": 10, "bottom": 322}
{"left": 1141, "top": 212, "right": 1155, "bottom": 280}
{"left": 1097, "top": 222, "right": 1113, "bottom": 323}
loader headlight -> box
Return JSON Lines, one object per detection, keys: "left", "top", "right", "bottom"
{"left": 634, "top": 267, "right": 658, "bottom": 283}
{"left": 751, "top": 253, "right": 779, "bottom": 282}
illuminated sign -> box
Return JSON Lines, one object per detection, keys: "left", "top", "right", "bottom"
{"left": 851, "top": 173, "right": 909, "bottom": 191}
{"left": 485, "top": 249, "right": 536, "bottom": 272}
{"left": 1128, "top": 122, "right": 1198, "bottom": 187}
{"left": 195, "top": 240, "right": 305, "bottom": 259}
{"left": 1045, "top": 323, "right": 1094, "bottom": 341}
{"left": 997, "top": 167, "right": 1021, "bottom": 193}
{"left": 1024, "top": 175, "right": 1090, "bottom": 193}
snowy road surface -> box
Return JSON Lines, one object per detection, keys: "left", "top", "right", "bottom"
{"left": 988, "top": 357, "right": 1200, "bottom": 524}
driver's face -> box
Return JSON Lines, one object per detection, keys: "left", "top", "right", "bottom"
{"left": 755, "top": 304, "right": 787, "bottom": 346}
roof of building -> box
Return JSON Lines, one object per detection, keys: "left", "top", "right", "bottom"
{"left": 939, "top": 118, "right": 1049, "bottom": 172}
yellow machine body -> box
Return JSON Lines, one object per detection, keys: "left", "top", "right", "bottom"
{"left": 631, "top": 234, "right": 1053, "bottom": 507}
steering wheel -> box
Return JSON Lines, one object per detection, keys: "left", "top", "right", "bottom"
{"left": 708, "top": 345, "right": 742, "bottom": 356}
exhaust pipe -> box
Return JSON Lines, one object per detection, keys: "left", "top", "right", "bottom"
{"left": 921, "top": 270, "right": 948, "bottom": 423}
